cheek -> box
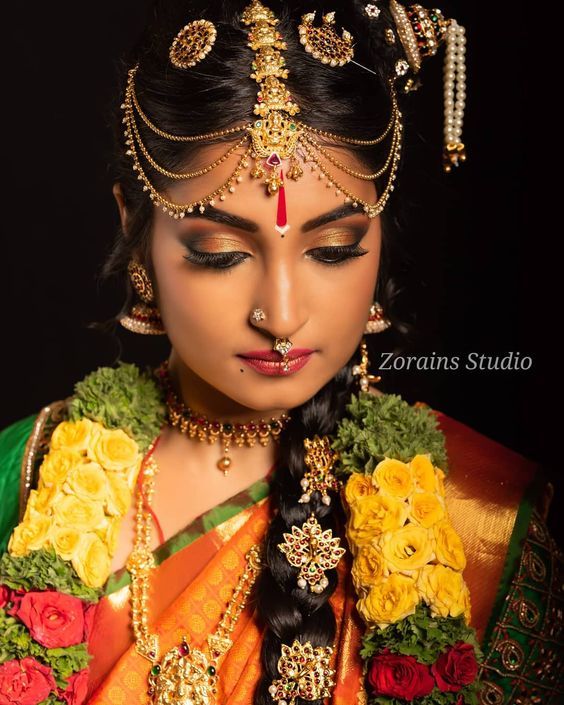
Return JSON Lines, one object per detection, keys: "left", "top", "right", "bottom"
{"left": 151, "top": 238, "right": 244, "bottom": 350}
{"left": 314, "top": 238, "right": 380, "bottom": 334}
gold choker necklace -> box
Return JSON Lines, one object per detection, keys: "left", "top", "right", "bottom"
{"left": 155, "top": 360, "right": 291, "bottom": 475}
{"left": 127, "top": 436, "right": 264, "bottom": 705}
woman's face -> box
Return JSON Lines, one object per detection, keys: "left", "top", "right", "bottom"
{"left": 118, "top": 143, "right": 381, "bottom": 415}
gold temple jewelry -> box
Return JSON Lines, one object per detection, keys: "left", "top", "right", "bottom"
{"left": 364, "top": 301, "right": 391, "bottom": 334}
{"left": 299, "top": 435, "right": 342, "bottom": 506}
{"left": 297, "top": 11, "right": 354, "bottom": 67}
{"left": 273, "top": 336, "right": 293, "bottom": 373}
{"left": 268, "top": 639, "right": 336, "bottom": 704}
{"left": 126, "top": 440, "right": 264, "bottom": 705}
{"left": 169, "top": 19, "right": 217, "bottom": 69}
{"left": 120, "top": 0, "right": 404, "bottom": 228}
{"left": 155, "top": 359, "right": 290, "bottom": 474}
{"left": 120, "top": 261, "right": 166, "bottom": 335}
{"left": 277, "top": 512, "right": 346, "bottom": 594}
{"left": 352, "top": 338, "right": 382, "bottom": 392}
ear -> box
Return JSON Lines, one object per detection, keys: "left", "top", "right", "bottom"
{"left": 112, "top": 182, "right": 129, "bottom": 234}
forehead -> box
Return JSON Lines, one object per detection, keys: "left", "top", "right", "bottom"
{"left": 162, "top": 138, "right": 377, "bottom": 229}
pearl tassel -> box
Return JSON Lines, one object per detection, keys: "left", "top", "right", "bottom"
{"left": 443, "top": 19, "right": 467, "bottom": 172}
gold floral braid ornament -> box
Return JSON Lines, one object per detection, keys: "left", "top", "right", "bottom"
{"left": 120, "top": 0, "right": 403, "bottom": 233}
{"left": 268, "top": 639, "right": 337, "bottom": 705}
{"left": 126, "top": 437, "right": 264, "bottom": 705}
{"left": 298, "top": 434, "right": 342, "bottom": 506}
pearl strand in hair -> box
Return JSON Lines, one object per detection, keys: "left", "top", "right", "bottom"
{"left": 443, "top": 19, "right": 467, "bottom": 171}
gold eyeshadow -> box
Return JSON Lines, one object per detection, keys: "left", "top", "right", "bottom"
{"left": 189, "top": 236, "right": 244, "bottom": 253}
{"left": 313, "top": 228, "right": 362, "bottom": 247}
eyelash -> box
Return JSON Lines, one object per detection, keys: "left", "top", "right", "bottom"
{"left": 183, "top": 243, "right": 369, "bottom": 270}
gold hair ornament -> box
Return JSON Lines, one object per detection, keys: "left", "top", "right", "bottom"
{"left": 277, "top": 512, "right": 346, "bottom": 594}
{"left": 299, "top": 435, "right": 342, "bottom": 506}
{"left": 120, "top": 0, "right": 403, "bottom": 234}
{"left": 268, "top": 639, "right": 336, "bottom": 704}
{"left": 388, "top": 0, "right": 467, "bottom": 171}
{"left": 169, "top": 19, "right": 217, "bottom": 69}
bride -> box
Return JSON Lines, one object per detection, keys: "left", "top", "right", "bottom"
{"left": 0, "top": 2, "right": 560, "bottom": 705}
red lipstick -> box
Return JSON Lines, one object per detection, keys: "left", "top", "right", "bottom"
{"left": 237, "top": 349, "right": 315, "bottom": 376}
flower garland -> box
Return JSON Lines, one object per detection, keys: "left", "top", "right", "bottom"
{"left": 332, "top": 392, "right": 483, "bottom": 704}
{"left": 0, "top": 363, "right": 164, "bottom": 705}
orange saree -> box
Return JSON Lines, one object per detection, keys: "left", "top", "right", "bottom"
{"left": 83, "top": 407, "right": 547, "bottom": 705}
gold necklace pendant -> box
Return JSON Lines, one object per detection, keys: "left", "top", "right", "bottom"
{"left": 148, "top": 638, "right": 218, "bottom": 705}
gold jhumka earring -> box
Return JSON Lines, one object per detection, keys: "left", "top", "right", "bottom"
{"left": 352, "top": 301, "right": 391, "bottom": 391}
{"left": 119, "top": 260, "right": 166, "bottom": 335}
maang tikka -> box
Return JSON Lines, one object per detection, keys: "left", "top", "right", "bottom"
{"left": 121, "top": 0, "right": 404, "bottom": 234}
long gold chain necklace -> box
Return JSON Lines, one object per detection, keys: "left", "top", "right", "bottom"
{"left": 126, "top": 435, "right": 264, "bottom": 705}
{"left": 155, "top": 359, "right": 291, "bottom": 475}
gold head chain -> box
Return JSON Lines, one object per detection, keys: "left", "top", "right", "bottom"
{"left": 120, "top": 0, "right": 465, "bottom": 234}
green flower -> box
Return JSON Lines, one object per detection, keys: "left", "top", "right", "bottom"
{"left": 68, "top": 362, "right": 165, "bottom": 451}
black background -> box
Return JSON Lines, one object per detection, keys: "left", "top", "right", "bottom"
{"left": 2, "top": 5, "right": 555, "bottom": 535}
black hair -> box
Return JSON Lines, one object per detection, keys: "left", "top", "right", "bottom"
{"left": 96, "top": 1, "right": 414, "bottom": 702}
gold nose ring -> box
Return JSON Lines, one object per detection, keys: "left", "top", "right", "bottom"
{"left": 273, "top": 337, "right": 293, "bottom": 372}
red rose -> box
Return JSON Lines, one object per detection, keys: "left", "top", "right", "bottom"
{"left": 432, "top": 641, "right": 479, "bottom": 692}
{"left": 83, "top": 602, "right": 97, "bottom": 642}
{"left": 367, "top": 649, "right": 435, "bottom": 700}
{"left": 59, "top": 669, "right": 89, "bottom": 705}
{"left": 14, "top": 590, "right": 86, "bottom": 649}
{"left": 0, "top": 586, "right": 10, "bottom": 609}
{"left": 0, "top": 657, "right": 56, "bottom": 705}
{"left": 5, "top": 589, "right": 24, "bottom": 616}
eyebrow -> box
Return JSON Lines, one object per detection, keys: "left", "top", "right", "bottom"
{"left": 182, "top": 202, "right": 364, "bottom": 233}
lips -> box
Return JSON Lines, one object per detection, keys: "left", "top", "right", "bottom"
{"left": 238, "top": 348, "right": 315, "bottom": 362}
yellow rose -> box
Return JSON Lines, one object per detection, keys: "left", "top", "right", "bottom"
{"left": 344, "top": 473, "right": 375, "bottom": 507}
{"left": 53, "top": 494, "right": 105, "bottom": 532}
{"left": 65, "top": 462, "right": 109, "bottom": 502}
{"left": 434, "top": 519, "right": 466, "bottom": 570}
{"left": 357, "top": 573, "right": 419, "bottom": 627}
{"left": 23, "top": 488, "right": 61, "bottom": 521}
{"left": 50, "top": 418, "right": 95, "bottom": 453}
{"left": 417, "top": 564, "right": 469, "bottom": 619}
{"left": 351, "top": 543, "right": 386, "bottom": 592}
{"left": 106, "top": 472, "right": 133, "bottom": 517}
{"left": 409, "top": 454, "right": 437, "bottom": 493}
{"left": 436, "top": 467, "right": 446, "bottom": 497}
{"left": 72, "top": 533, "right": 111, "bottom": 588}
{"left": 8, "top": 510, "right": 52, "bottom": 556}
{"left": 50, "top": 525, "right": 83, "bottom": 561}
{"left": 347, "top": 494, "right": 407, "bottom": 547}
{"left": 372, "top": 458, "right": 414, "bottom": 499}
{"left": 103, "top": 516, "right": 122, "bottom": 556}
{"left": 89, "top": 428, "right": 140, "bottom": 472}
{"left": 39, "top": 448, "right": 83, "bottom": 488}
{"left": 380, "top": 524, "right": 435, "bottom": 573}
{"left": 124, "top": 455, "right": 143, "bottom": 493}
{"left": 32, "top": 485, "right": 65, "bottom": 515}
{"left": 409, "top": 492, "right": 445, "bottom": 528}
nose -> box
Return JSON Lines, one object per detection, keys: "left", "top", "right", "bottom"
{"left": 252, "top": 255, "right": 308, "bottom": 340}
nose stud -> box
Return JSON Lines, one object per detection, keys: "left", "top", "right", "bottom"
{"left": 251, "top": 308, "right": 266, "bottom": 323}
